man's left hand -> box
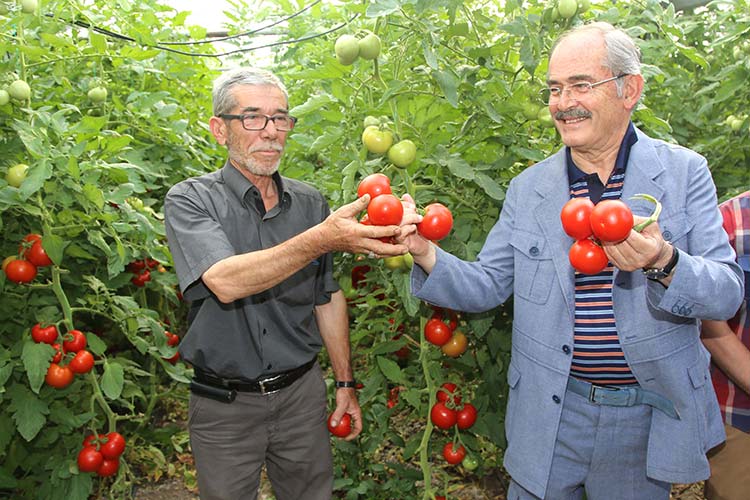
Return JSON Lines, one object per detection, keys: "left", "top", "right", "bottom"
{"left": 330, "top": 388, "right": 362, "bottom": 441}
{"left": 603, "top": 216, "right": 672, "bottom": 272}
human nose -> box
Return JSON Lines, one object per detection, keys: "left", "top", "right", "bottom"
{"left": 259, "top": 117, "right": 278, "bottom": 137}
{"left": 555, "top": 87, "right": 579, "bottom": 108}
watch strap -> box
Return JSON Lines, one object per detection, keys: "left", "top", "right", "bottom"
{"left": 643, "top": 245, "right": 679, "bottom": 280}
{"left": 335, "top": 380, "right": 357, "bottom": 388}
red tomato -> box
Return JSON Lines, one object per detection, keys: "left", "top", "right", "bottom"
{"left": 82, "top": 434, "right": 106, "bottom": 448}
{"left": 131, "top": 269, "right": 151, "bottom": 287}
{"left": 350, "top": 265, "right": 371, "bottom": 290}
{"left": 45, "top": 363, "right": 74, "bottom": 389}
{"left": 430, "top": 402, "right": 457, "bottom": 429}
{"left": 165, "top": 331, "right": 180, "bottom": 346}
{"left": 569, "top": 239, "right": 609, "bottom": 275}
{"left": 560, "top": 198, "right": 595, "bottom": 240}
{"left": 424, "top": 318, "right": 452, "bottom": 346}
{"left": 456, "top": 403, "right": 478, "bottom": 430}
{"left": 432, "top": 308, "right": 459, "bottom": 331}
{"left": 77, "top": 446, "right": 104, "bottom": 473}
{"left": 96, "top": 458, "right": 120, "bottom": 477}
{"left": 50, "top": 343, "right": 63, "bottom": 363}
{"left": 31, "top": 323, "right": 58, "bottom": 344}
{"left": 589, "top": 199, "right": 634, "bottom": 242}
{"left": 101, "top": 432, "right": 126, "bottom": 459}
{"left": 357, "top": 173, "right": 392, "bottom": 199}
{"left": 127, "top": 260, "right": 146, "bottom": 273}
{"left": 367, "top": 194, "right": 403, "bottom": 226}
{"left": 4, "top": 259, "right": 37, "bottom": 283}
{"left": 442, "top": 442, "right": 466, "bottom": 464}
{"left": 69, "top": 350, "right": 95, "bottom": 374}
{"left": 327, "top": 413, "right": 352, "bottom": 438}
{"left": 63, "top": 329, "right": 87, "bottom": 353}
{"left": 436, "top": 382, "right": 462, "bottom": 407}
{"left": 417, "top": 203, "right": 453, "bottom": 241}
{"left": 24, "top": 240, "right": 53, "bottom": 267}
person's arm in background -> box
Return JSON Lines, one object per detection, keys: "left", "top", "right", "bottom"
{"left": 701, "top": 319, "right": 750, "bottom": 395}
{"left": 315, "top": 290, "right": 362, "bottom": 440}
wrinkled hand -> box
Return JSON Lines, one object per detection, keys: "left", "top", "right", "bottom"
{"left": 602, "top": 216, "right": 671, "bottom": 271}
{"left": 320, "top": 195, "right": 408, "bottom": 256}
{"left": 330, "top": 388, "right": 362, "bottom": 441}
{"left": 395, "top": 194, "right": 437, "bottom": 272}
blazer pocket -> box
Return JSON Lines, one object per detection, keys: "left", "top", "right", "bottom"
{"left": 509, "top": 230, "right": 554, "bottom": 304}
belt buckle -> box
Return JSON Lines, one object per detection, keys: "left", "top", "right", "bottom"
{"left": 258, "top": 374, "right": 283, "bottom": 395}
{"left": 588, "top": 383, "right": 599, "bottom": 403}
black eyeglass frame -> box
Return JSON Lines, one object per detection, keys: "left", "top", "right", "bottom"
{"left": 218, "top": 113, "right": 298, "bottom": 131}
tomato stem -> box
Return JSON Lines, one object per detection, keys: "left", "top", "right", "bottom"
{"left": 630, "top": 193, "right": 662, "bottom": 232}
{"left": 417, "top": 315, "right": 436, "bottom": 499}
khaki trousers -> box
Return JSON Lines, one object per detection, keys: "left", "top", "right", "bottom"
{"left": 188, "top": 363, "right": 333, "bottom": 500}
{"left": 705, "top": 424, "right": 750, "bottom": 500}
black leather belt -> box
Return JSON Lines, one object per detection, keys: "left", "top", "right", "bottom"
{"left": 193, "top": 358, "right": 316, "bottom": 395}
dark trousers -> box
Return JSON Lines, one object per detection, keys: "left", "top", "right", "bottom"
{"left": 188, "top": 363, "right": 333, "bottom": 500}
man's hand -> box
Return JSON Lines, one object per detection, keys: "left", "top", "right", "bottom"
{"left": 395, "top": 194, "right": 437, "bottom": 272}
{"left": 603, "top": 216, "right": 672, "bottom": 272}
{"left": 329, "top": 388, "right": 362, "bottom": 441}
{"left": 318, "top": 195, "right": 408, "bottom": 256}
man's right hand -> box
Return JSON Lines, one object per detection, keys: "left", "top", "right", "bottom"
{"left": 318, "top": 195, "right": 408, "bottom": 256}
{"left": 396, "top": 194, "right": 437, "bottom": 273}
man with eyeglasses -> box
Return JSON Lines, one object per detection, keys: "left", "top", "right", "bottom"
{"left": 398, "top": 22, "right": 743, "bottom": 500}
{"left": 164, "top": 67, "right": 407, "bottom": 500}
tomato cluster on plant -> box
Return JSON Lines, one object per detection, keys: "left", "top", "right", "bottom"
{"left": 127, "top": 258, "right": 160, "bottom": 287}
{"left": 77, "top": 431, "right": 127, "bottom": 477}
{"left": 3, "top": 232, "right": 55, "bottom": 284}
{"left": 33, "top": 326, "right": 95, "bottom": 389}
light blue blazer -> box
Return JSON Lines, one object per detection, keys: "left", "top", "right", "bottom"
{"left": 412, "top": 127, "right": 745, "bottom": 497}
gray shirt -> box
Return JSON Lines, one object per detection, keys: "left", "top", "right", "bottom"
{"left": 164, "top": 161, "right": 339, "bottom": 380}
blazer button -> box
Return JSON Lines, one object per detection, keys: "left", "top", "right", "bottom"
{"left": 662, "top": 230, "right": 672, "bottom": 241}
{"left": 529, "top": 246, "right": 539, "bottom": 256}
{"left": 552, "top": 395, "right": 561, "bottom": 404}
{"left": 562, "top": 345, "right": 571, "bottom": 355}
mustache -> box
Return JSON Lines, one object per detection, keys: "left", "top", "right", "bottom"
{"left": 554, "top": 109, "right": 592, "bottom": 120}
{"left": 249, "top": 143, "right": 284, "bottom": 153}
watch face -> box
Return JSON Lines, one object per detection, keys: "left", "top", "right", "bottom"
{"left": 644, "top": 269, "right": 668, "bottom": 280}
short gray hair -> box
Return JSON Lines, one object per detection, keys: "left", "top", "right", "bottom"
{"left": 212, "top": 68, "right": 289, "bottom": 116}
{"left": 552, "top": 22, "right": 641, "bottom": 96}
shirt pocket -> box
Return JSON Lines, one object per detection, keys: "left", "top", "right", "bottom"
{"left": 509, "top": 229, "right": 554, "bottom": 304}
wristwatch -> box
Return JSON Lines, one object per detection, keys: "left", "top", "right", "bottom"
{"left": 335, "top": 380, "right": 357, "bottom": 388}
{"left": 643, "top": 245, "right": 679, "bottom": 281}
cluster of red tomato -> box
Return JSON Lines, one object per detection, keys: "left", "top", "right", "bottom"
{"left": 357, "top": 173, "right": 454, "bottom": 242}
{"left": 561, "top": 198, "right": 635, "bottom": 275}
{"left": 31, "top": 324, "right": 95, "bottom": 389}
{"left": 424, "top": 309, "right": 467, "bottom": 357}
{"left": 2, "top": 233, "right": 53, "bottom": 284}
{"left": 430, "top": 383, "right": 478, "bottom": 468}
{"left": 127, "top": 258, "right": 159, "bottom": 287}
{"left": 77, "top": 431, "right": 127, "bottom": 478}
{"left": 163, "top": 331, "right": 181, "bottom": 364}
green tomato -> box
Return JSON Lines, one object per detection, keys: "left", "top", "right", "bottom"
{"left": 0, "top": 89, "right": 9, "bottom": 106}
{"left": 387, "top": 139, "right": 417, "bottom": 167}
{"left": 383, "top": 255, "right": 404, "bottom": 271}
{"left": 363, "top": 115, "right": 380, "bottom": 128}
{"left": 730, "top": 117, "right": 744, "bottom": 132}
{"left": 335, "top": 35, "right": 359, "bottom": 66}
{"left": 462, "top": 455, "right": 479, "bottom": 471}
{"left": 6, "top": 163, "right": 29, "bottom": 188}
{"left": 522, "top": 102, "right": 541, "bottom": 121}
{"left": 361, "top": 126, "right": 393, "bottom": 154}
{"left": 8, "top": 80, "right": 31, "bottom": 101}
{"left": 88, "top": 86, "right": 108, "bottom": 103}
{"left": 21, "top": 0, "right": 37, "bottom": 14}
{"left": 557, "top": 0, "right": 578, "bottom": 18}
{"left": 402, "top": 252, "right": 414, "bottom": 270}
{"left": 358, "top": 33, "right": 381, "bottom": 61}
{"left": 577, "top": 0, "right": 590, "bottom": 13}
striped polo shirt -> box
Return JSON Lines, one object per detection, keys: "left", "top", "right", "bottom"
{"left": 567, "top": 122, "right": 638, "bottom": 386}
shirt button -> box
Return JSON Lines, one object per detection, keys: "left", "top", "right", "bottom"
{"left": 263, "top": 329, "right": 267, "bottom": 336}
{"left": 552, "top": 395, "right": 561, "bottom": 404}
{"left": 529, "top": 246, "right": 539, "bottom": 256}
{"left": 662, "top": 230, "right": 672, "bottom": 241}
{"left": 267, "top": 364, "right": 272, "bottom": 370}
{"left": 562, "top": 345, "right": 571, "bottom": 355}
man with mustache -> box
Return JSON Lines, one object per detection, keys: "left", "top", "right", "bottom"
{"left": 398, "top": 22, "right": 744, "bottom": 499}
{"left": 164, "top": 67, "right": 406, "bottom": 500}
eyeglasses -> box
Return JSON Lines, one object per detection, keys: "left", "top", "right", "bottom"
{"left": 218, "top": 113, "right": 297, "bottom": 131}
{"left": 539, "top": 74, "right": 627, "bottom": 105}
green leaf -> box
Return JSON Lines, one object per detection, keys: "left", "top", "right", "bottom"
{"left": 433, "top": 69, "right": 459, "bottom": 108}
{"left": 82, "top": 184, "right": 105, "bottom": 210}
{"left": 100, "top": 361, "right": 125, "bottom": 400}
{"left": 86, "top": 332, "right": 108, "bottom": 357}
{"left": 8, "top": 385, "right": 49, "bottom": 441}
{"left": 375, "top": 356, "right": 405, "bottom": 384}
{"left": 289, "top": 94, "right": 335, "bottom": 117}
{"left": 42, "top": 233, "right": 66, "bottom": 266}
{"left": 21, "top": 341, "right": 54, "bottom": 394}
{"left": 365, "top": 0, "right": 401, "bottom": 17}
{"left": 474, "top": 172, "right": 506, "bottom": 201}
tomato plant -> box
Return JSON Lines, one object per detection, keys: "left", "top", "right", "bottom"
{"left": 131, "top": 269, "right": 152, "bottom": 287}
{"left": 560, "top": 198, "right": 594, "bottom": 240}
{"left": 436, "top": 382, "right": 462, "bottom": 407}
{"left": 328, "top": 413, "right": 352, "bottom": 438}
{"left": 589, "top": 199, "right": 634, "bottom": 243}
{"left": 417, "top": 203, "right": 454, "bottom": 241}
{"left": 569, "top": 239, "right": 609, "bottom": 275}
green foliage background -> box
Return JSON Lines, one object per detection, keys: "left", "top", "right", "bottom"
{"left": 0, "top": 0, "right": 748, "bottom": 499}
